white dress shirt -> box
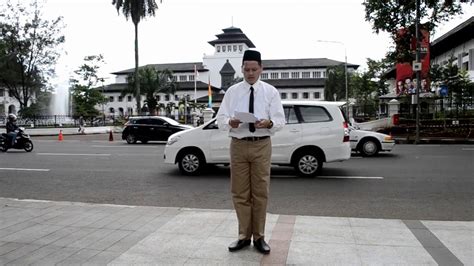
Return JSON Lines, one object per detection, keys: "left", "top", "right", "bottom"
{"left": 216, "top": 79, "right": 285, "bottom": 138}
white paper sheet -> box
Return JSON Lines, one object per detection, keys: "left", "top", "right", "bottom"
{"left": 234, "top": 111, "right": 258, "bottom": 123}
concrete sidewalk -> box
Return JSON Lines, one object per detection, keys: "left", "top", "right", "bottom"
{"left": 0, "top": 198, "right": 471, "bottom": 265}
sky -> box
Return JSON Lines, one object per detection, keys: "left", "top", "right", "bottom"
{"left": 24, "top": 0, "right": 474, "bottom": 89}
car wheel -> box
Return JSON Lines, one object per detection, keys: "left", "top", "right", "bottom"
{"left": 293, "top": 151, "right": 323, "bottom": 177}
{"left": 23, "top": 140, "right": 33, "bottom": 152}
{"left": 178, "top": 150, "right": 205, "bottom": 175}
{"left": 359, "top": 139, "right": 379, "bottom": 157}
{"left": 125, "top": 134, "right": 137, "bottom": 144}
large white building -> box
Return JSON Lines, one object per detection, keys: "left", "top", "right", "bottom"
{"left": 101, "top": 26, "right": 359, "bottom": 116}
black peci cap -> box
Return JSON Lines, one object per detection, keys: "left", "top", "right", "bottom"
{"left": 242, "top": 50, "right": 261, "bottom": 64}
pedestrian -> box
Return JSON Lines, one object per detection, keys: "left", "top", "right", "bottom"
{"left": 216, "top": 49, "right": 285, "bottom": 254}
{"left": 78, "top": 116, "right": 85, "bottom": 134}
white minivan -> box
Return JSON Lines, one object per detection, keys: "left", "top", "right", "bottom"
{"left": 164, "top": 101, "right": 351, "bottom": 177}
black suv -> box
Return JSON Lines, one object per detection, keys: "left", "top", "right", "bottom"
{"left": 122, "top": 116, "right": 192, "bottom": 144}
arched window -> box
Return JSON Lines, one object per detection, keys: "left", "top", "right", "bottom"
{"left": 118, "top": 107, "right": 124, "bottom": 116}
{"left": 109, "top": 107, "right": 115, "bottom": 114}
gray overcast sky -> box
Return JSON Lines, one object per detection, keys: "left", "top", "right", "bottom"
{"left": 37, "top": 0, "right": 473, "bottom": 88}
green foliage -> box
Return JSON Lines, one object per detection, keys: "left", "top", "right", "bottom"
{"left": 123, "top": 66, "right": 178, "bottom": 115}
{"left": 324, "top": 65, "right": 347, "bottom": 101}
{"left": 363, "top": 0, "right": 466, "bottom": 35}
{"left": 70, "top": 55, "right": 107, "bottom": 117}
{"left": 0, "top": 0, "right": 65, "bottom": 111}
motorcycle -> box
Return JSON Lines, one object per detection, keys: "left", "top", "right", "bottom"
{"left": 0, "top": 127, "right": 34, "bottom": 152}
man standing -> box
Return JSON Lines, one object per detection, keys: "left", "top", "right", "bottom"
{"left": 216, "top": 50, "right": 285, "bottom": 254}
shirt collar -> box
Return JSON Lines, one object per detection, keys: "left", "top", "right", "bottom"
{"left": 243, "top": 79, "right": 261, "bottom": 90}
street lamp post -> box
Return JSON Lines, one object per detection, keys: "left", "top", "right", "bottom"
{"left": 316, "top": 40, "right": 349, "bottom": 116}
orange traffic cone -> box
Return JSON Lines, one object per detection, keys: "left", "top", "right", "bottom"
{"left": 58, "top": 130, "right": 64, "bottom": 141}
{"left": 109, "top": 128, "right": 114, "bottom": 142}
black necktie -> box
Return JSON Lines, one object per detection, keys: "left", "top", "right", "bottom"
{"left": 249, "top": 86, "right": 255, "bottom": 132}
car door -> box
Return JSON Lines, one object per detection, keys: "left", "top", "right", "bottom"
{"left": 131, "top": 118, "right": 149, "bottom": 140}
{"left": 149, "top": 118, "right": 173, "bottom": 141}
{"left": 207, "top": 120, "right": 231, "bottom": 163}
{"left": 271, "top": 105, "right": 302, "bottom": 163}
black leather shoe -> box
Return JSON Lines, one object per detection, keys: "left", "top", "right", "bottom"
{"left": 228, "top": 239, "right": 251, "bottom": 252}
{"left": 253, "top": 238, "right": 270, "bottom": 254}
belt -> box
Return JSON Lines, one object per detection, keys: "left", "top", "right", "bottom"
{"left": 234, "top": 136, "right": 270, "bottom": 141}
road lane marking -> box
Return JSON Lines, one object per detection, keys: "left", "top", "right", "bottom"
{"left": 462, "top": 148, "right": 474, "bottom": 151}
{"left": 272, "top": 175, "right": 384, "bottom": 179}
{"left": 318, "top": 176, "right": 384, "bottom": 179}
{"left": 0, "top": 168, "right": 50, "bottom": 172}
{"left": 37, "top": 153, "right": 110, "bottom": 156}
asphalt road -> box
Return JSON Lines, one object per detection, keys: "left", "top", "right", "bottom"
{"left": 0, "top": 134, "right": 472, "bottom": 221}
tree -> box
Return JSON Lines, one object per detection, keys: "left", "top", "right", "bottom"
{"left": 112, "top": 0, "right": 162, "bottom": 115}
{"left": 70, "top": 55, "right": 107, "bottom": 117}
{"left": 122, "top": 66, "right": 177, "bottom": 115}
{"left": 363, "top": 1, "right": 469, "bottom": 63}
{"left": 0, "top": 0, "right": 65, "bottom": 111}
{"left": 325, "top": 65, "right": 347, "bottom": 101}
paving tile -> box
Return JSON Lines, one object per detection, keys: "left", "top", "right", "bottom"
{"left": 0, "top": 221, "right": 38, "bottom": 239}
{"left": 0, "top": 242, "right": 24, "bottom": 256}
{"left": 1, "top": 224, "right": 63, "bottom": 243}
{"left": 66, "top": 228, "right": 115, "bottom": 249}
{"left": 261, "top": 239, "right": 291, "bottom": 265}
{"left": 31, "top": 226, "right": 81, "bottom": 245}
{"left": 425, "top": 228, "right": 473, "bottom": 265}
{"left": 56, "top": 248, "right": 101, "bottom": 265}
{"left": 105, "top": 231, "right": 149, "bottom": 253}
{"left": 292, "top": 223, "right": 356, "bottom": 244}
{"left": 86, "top": 229, "right": 132, "bottom": 251}
{"left": 190, "top": 236, "right": 262, "bottom": 262}
{"left": 184, "top": 258, "right": 260, "bottom": 265}
{"left": 349, "top": 217, "right": 407, "bottom": 228}
{"left": 287, "top": 241, "right": 362, "bottom": 265}
{"left": 30, "top": 247, "right": 80, "bottom": 266}
{"left": 352, "top": 227, "right": 423, "bottom": 247}
{"left": 137, "top": 215, "right": 175, "bottom": 233}
{"left": 5, "top": 244, "right": 61, "bottom": 265}
{"left": 422, "top": 220, "right": 474, "bottom": 231}
{"left": 110, "top": 252, "right": 188, "bottom": 265}
{"left": 0, "top": 243, "right": 42, "bottom": 264}
{"left": 356, "top": 244, "right": 437, "bottom": 265}
{"left": 119, "top": 214, "right": 159, "bottom": 231}
{"left": 296, "top": 215, "right": 351, "bottom": 226}
{"left": 83, "top": 250, "right": 122, "bottom": 265}
{"left": 49, "top": 227, "right": 97, "bottom": 247}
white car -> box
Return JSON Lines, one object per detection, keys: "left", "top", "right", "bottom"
{"left": 349, "top": 126, "right": 395, "bottom": 156}
{"left": 164, "top": 101, "right": 351, "bottom": 177}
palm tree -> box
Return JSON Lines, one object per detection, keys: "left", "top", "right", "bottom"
{"left": 112, "top": 0, "right": 161, "bottom": 115}
{"left": 122, "top": 67, "right": 177, "bottom": 115}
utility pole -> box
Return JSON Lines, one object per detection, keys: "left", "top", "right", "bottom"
{"left": 415, "top": 0, "right": 421, "bottom": 144}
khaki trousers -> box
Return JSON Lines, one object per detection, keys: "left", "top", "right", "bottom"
{"left": 230, "top": 137, "right": 271, "bottom": 240}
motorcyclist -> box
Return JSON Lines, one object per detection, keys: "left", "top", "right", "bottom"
{"left": 6, "top": 114, "right": 19, "bottom": 147}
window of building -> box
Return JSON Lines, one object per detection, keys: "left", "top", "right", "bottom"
{"left": 0, "top": 89, "right": 3, "bottom": 97}
{"left": 165, "top": 94, "right": 170, "bottom": 101}
{"left": 233, "top": 45, "right": 237, "bottom": 52}
{"left": 109, "top": 96, "right": 114, "bottom": 102}
{"left": 217, "top": 46, "right": 221, "bottom": 52}
{"left": 281, "top": 72, "right": 289, "bottom": 79}
{"left": 239, "top": 45, "right": 243, "bottom": 52}
{"left": 313, "top": 71, "right": 321, "bottom": 78}
{"left": 189, "top": 75, "right": 194, "bottom": 81}
{"left": 291, "top": 72, "right": 300, "bottom": 79}
{"left": 118, "top": 96, "right": 123, "bottom": 102}
{"left": 261, "top": 73, "right": 269, "bottom": 79}
{"left": 127, "top": 95, "right": 132, "bottom": 102}
{"left": 127, "top": 107, "right": 133, "bottom": 114}
{"left": 156, "top": 95, "right": 161, "bottom": 101}
{"left": 222, "top": 46, "right": 226, "bottom": 52}
{"left": 179, "top": 75, "right": 187, "bottom": 82}
{"left": 228, "top": 45, "right": 231, "bottom": 52}
{"left": 322, "top": 71, "right": 327, "bottom": 78}
{"left": 109, "top": 107, "right": 115, "bottom": 113}
{"left": 313, "top": 92, "right": 320, "bottom": 99}
{"left": 303, "top": 92, "right": 309, "bottom": 99}
{"left": 281, "top": 92, "right": 287, "bottom": 99}
{"left": 270, "top": 72, "right": 279, "bottom": 79}
{"left": 172, "top": 76, "right": 177, "bottom": 82}
{"left": 175, "top": 95, "right": 179, "bottom": 101}
{"left": 292, "top": 92, "right": 298, "bottom": 99}
{"left": 302, "top": 72, "right": 310, "bottom": 78}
